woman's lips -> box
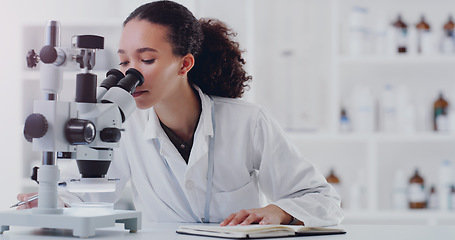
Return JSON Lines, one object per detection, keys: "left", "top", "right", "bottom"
{"left": 132, "top": 91, "right": 147, "bottom": 98}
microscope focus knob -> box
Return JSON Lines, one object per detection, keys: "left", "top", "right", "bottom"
{"left": 39, "top": 45, "right": 58, "bottom": 64}
{"left": 100, "top": 128, "right": 122, "bottom": 143}
{"left": 23, "top": 113, "right": 48, "bottom": 142}
{"left": 65, "top": 119, "right": 96, "bottom": 145}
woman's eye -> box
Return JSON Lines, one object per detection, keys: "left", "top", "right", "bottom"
{"left": 142, "top": 59, "right": 155, "bottom": 64}
{"left": 119, "top": 61, "right": 129, "bottom": 66}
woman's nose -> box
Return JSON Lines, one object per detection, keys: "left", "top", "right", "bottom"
{"left": 128, "top": 62, "right": 141, "bottom": 73}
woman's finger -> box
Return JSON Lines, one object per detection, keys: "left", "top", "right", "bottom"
{"left": 15, "top": 193, "right": 38, "bottom": 209}
{"left": 228, "top": 209, "right": 250, "bottom": 226}
{"left": 220, "top": 213, "right": 237, "bottom": 226}
{"left": 240, "top": 212, "right": 260, "bottom": 225}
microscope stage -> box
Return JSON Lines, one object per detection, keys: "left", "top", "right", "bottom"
{"left": 0, "top": 208, "right": 141, "bottom": 238}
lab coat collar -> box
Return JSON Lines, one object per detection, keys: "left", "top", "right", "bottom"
{"left": 143, "top": 85, "right": 214, "bottom": 141}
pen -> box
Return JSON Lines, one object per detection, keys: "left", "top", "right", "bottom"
{"left": 10, "top": 194, "right": 38, "bottom": 208}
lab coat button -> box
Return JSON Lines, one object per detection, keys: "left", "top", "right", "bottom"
{"left": 185, "top": 180, "right": 194, "bottom": 189}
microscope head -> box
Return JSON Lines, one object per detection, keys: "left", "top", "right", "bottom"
{"left": 66, "top": 68, "right": 143, "bottom": 193}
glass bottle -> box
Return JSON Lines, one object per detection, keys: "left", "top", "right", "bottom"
{"left": 416, "top": 15, "right": 431, "bottom": 54}
{"left": 392, "top": 14, "right": 408, "bottom": 53}
{"left": 444, "top": 15, "right": 454, "bottom": 38}
{"left": 408, "top": 169, "right": 426, "bottom": 209}
{"left": 340, "top": 108, "right": 351, "bottom": 132}
{"left": 326, "top": 169, "right": 342, "bottom": 207}
{"left": 441, "top": 15, "right": 455, "bottom": 54}
{"left": 433, "top": 92, "right": 449, "bottom": 131}
{"left": 326, "top": 169, "right": 340, "bottom": 184}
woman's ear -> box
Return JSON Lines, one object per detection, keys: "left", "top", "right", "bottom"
{"left": 179, "top": 53, "right": 195, "bottom": 75}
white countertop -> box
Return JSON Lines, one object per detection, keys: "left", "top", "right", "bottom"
{"left": 0, "top": 222, "right": 454, "bottom": 240}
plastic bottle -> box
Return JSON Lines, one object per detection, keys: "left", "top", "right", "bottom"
{"left": 392, "top": 14, "right": 408, "bottom": 53}
{"left": 433, "top": 92, "right": 449, "bottom": 132}
{"left": 350, "top": 86, "right": 376, "bottom": 133}
{"left": 408, "top": 168, "right": 426, "bottom": 209}
{"left": 438, "top": 160, "right": 453, "bottom": 210}
{"left": 427, "top": 185, "right": 439, "bottom": 210}
{"left": 441, "top": 15, "right": 455, "bottom": 54}
{"left": 416, "top": 15, "right": 432, "bottom": 54}
{"left": 373, "top": 11, "right": 388, "bottom": 55}
{"left": 348, "top": 6, "right": 369, "bottom": 55}
{"left": 395, "top": 84, "right": 416, "bottom": 134}
{"left": 348, "top": 171, "right": 366, "bottom": 211}
{"left": 392, "top": 169, "right": 408, "bottom": 210}
{"left": 379, "top": 84, "right": 397, "bottom": 132}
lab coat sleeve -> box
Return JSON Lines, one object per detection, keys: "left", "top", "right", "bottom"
{"left": 58, "top": 142, "right": 131, "bottom": 206}
{"left": 252, "top": 108, "right": 344, "bottom": 227}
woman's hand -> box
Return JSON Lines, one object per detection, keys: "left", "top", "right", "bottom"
{"left": 16, "top": 192, "right": 38, "bottom": 209}
{"left": 220, "top": 204, "right": 294, "bottom": 226}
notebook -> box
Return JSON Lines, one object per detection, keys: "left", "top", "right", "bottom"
{"left": 176, "top": 224, "right": 346, "bottom": 239}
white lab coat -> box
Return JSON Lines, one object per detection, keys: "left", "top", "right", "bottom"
{"left": 61, "top": 86, "right": 343, "bottom": 227}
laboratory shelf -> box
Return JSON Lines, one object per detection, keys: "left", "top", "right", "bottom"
{"left": 337, "top": 55, "right": 455, "bottom": 65}
{"left": 343, "top": 210, "right": 455, "bottom": 225}
{"left": 282, "top": 0, "right": 455, "bottom": 219}
{"left": 286, "top": 132, "right": 455, "bottom": 143}
{"left": 286, "top": 132, "right": 367, "bottom": 142}
{"left": 373, "top": 133, "right": 455, "bottom": 142}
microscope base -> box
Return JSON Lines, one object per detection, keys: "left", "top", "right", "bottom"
{"left": 0, "top": 208, "right": 141, "bottom": 238}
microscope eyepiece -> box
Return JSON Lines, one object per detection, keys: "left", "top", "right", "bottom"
{"left": 100, "top": 69, "right": 125, "bottom": 90}
{"left": 126, "top": 68, "right": 144, "bottom": 86}
{"left": 116, "top": 68, "right": 144, "bottom": 94}
{"left": 100, "top": 68, "right": 144, "bottom": 122}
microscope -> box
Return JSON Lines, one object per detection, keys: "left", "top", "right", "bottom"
{"left": 0, "top": 20, "right": 142, "bottom": 238}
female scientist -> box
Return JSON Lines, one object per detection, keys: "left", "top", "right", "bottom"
{"left": 18, "top": 0, "right": 343, "bottom": 227}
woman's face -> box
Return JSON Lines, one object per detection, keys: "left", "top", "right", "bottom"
{"left": 118, "top": 19, "right": 184, "bottom": 109}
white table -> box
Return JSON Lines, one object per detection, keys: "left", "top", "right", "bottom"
{"left": 0, "top": 222, "right": 454, "bottom": 239}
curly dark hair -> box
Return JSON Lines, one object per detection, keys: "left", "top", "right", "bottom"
{"left": 124, "top": 0, "right": 251, "bottom": 98}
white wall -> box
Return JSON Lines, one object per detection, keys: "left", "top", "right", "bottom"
{"left": 0, "top": 1, "right": 23, "bottom": 210}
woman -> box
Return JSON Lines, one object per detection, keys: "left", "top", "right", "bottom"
{"left": 18, "top": 0, "right": 343, "bottom": 227}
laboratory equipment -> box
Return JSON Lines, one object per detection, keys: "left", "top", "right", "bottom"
{"left": 0, "top": 20, "right": 143, "bottom": 238}
{"left": 416, "top": 15, "right": 431, "bottom": 54}
{"left": 408, "top": 168, "right": 426, "bottom": 209}
{"left": 433, "top": 92, "right": 449, "bottom": 132}
{"left": 9, "top": 194, "right": 39, "bottom": 208}
{"left": 392, "top": 14, "right": 408, "bottom": 53}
